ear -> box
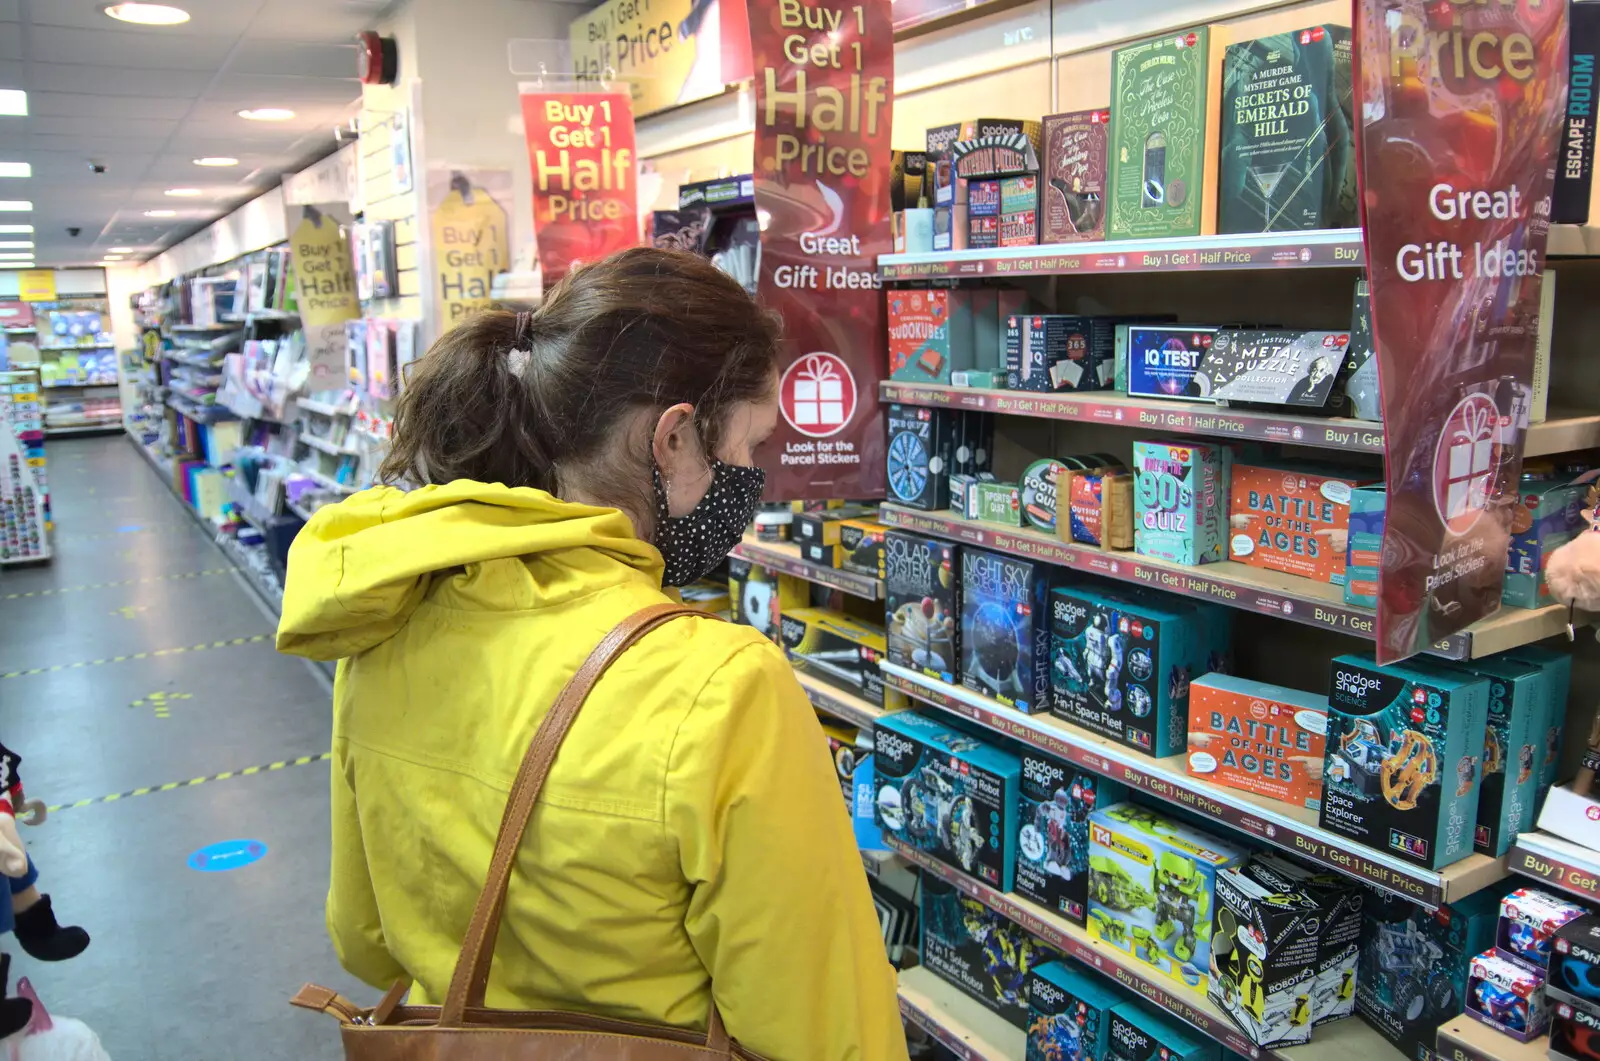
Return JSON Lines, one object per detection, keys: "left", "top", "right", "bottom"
{"left": 651, "top": 402, "right": 702, "bottom": 480}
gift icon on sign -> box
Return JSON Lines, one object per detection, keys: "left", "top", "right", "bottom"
{"left": 781, "top": 351, "right": 857, "bottom": 437}
{"left": 1434, "top": 393, "right": 1501, "bottom": 533}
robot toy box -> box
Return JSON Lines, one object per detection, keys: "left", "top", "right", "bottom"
{"left": 921, "top": 871, "right": 1053, "bottom": 1028}
{"left": 1015, "top": 751, "right": 1129, "bottom": 924}
{"left": 779, "top": 608, "right": 886, "bottom": 706}
{"left": 1227, "top": 462, "right": 1378, "bottom": 586}
{"left": 1547, "top": 914, "right": 1600, "bottom": 1016}
{"left": 1320, "top": 653, "right": 1489, "bottom": 870}
{"left": 1105, "top": 1000, "right": 1220, "bottom": 1061}
{"left": 1086, "top": 802, "right": 1248, "bottom": 993}
{"left": 1026, "top": 960, "right": 1130, "bottom": 1061}
{"left": 1457, "top": 658, "right": 1543, "bottom": 857}
{"left": 1503, "top": 642, "right": 1571, "bottom": 797}
{"left": 873, "top": 710, "right": 1021, "bottom": 890}
{"left": 728, "top": 559, "right": 809, "bottom": 645}
{"left": 1187, "top": 674, "right": 1327, "bottom": 810}
{"left": 1208, "top": 860, "right": 1323, "bottom": 1047}
{"left": 887, "top": 403, "right": 955, "bottom": 510}
{"left": 885, "top": 530, "right": 960, "bottom": 683}
{"left": 1133, "top": 440, "right": 1230, "bottom": 566}
{"left": 1497, "top": 888, "right": 1588, "bottom": 973}
{"left": 1051, "top": 582, "right": 1233, "bottom": 757}
{"left": 1467, "top": 949, "right": 1549, "bottom": 1041}
{"left": 1249, "top": 854, "right": 1363, "bottom": 1026}
{"left": 961, "top": 548, "right": 1053, "bottom": 714}
{"left": 1356, "top": 885, "right": 1499, "bottom": 1061}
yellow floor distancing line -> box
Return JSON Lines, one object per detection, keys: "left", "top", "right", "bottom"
{"left": 2, "top": 568, "right": 230, "bottom": 600}
{"left": 0, "top": 633, "right": 274, "bottom": 679}
{"left": 46, "top": 753, "right": 331, "bottom": 813}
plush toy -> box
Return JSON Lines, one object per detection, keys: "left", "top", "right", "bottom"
{"left": 1, "top": 974, "right": 111, "bottom": 1061}
{"left": 1541, "top": 484, "right": 1600, "bottom": 798}
{"left": 0, "top": 745, "right": 88, "bottom": 963}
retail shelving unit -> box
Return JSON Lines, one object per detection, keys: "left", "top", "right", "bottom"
{"left": 1435, "top": 1014, "right": 1547, "bottom": 1061}
{"left": 897, "top": 965, "right": 1022, "bottom": 1061}
{"left": 1505, "top": 831, "right": 1600, "bottom": 904}
{"left": 730, "top": 534, "right": 884, "bottom": 599}
{"left": 877, "top": 505, "right": 1586, "bottom": 661}
{"left": 795, "top": 668, "right": 884, "bottom": 729}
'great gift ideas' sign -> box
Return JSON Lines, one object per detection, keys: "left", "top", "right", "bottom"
{"left": 1357, "top": 0, "right": 1568, "bottom": 663}
{"left": 520, "top": 92, "right": 639, "bottom": 284}
{"left": 752, "top": 0, "right": 893, "bottom": 499}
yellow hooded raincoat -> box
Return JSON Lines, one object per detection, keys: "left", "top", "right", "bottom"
{"left": 276, "top": 481, "right": 907, "bottom": 1061}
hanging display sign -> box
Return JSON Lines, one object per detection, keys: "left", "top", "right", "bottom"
{"left": 288, "top": 206, "right": 358, "bottom": 328}
{"left": 569, "top": 0, "right": 752, "bottom": 118}
{"left": 16, "top": 270, "right": 54, "bottom": 303}
{"left": 519, "top": 92, "right": 638, "bottom": 285}
{"left": 427, "top": 168, "right": 511, "bottom": 330}
{"left": 752, "top": 0, "right": 894, "bottom": 500}
{"left": 1357, "top": 0, "right": 1568, "bottom": 662}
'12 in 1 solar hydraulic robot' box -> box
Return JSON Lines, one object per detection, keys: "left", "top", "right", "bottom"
{"left": 884, "top": 530, "right": 959, "bottom": 683}
{"left": 921, "top": 871, "right": 1055, "bottom": 1028}
{"left": 1014, "top": 751, "right": 1128, "bottom": 924}
{"left": 872, "top": 710, "right": 1020, "bottom": 889}
{"left": 961, "top": 548, "right": 1054, "bottom": 714}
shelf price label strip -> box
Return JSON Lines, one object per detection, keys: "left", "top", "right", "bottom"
{"left": 880, "top": 383, "right": 1388, "bottom": 454}
{"left": 877, "top": 506, "right": 1473, "bottom": 659}
{"left": 728, "top": 542, "right": 882, "bottom": 600}
{"left": 878, "top": 661, "right": 1497, "bottom": 907}
{"left": 1507, "top": 842, "right": 1600, "bottom": 903}
{"left": 1435, "top": 1025, "right": 1494, "bottom": 1061}
{"left": 797, "top": 674, "right": 883, "bottom": 729}
{"left": 896, "top": 992, "right": 991, "bottom": 1061}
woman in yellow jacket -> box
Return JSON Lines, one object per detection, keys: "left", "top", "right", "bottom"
{"left": 276, "top": 247, "right": 908, "bottom": 1061}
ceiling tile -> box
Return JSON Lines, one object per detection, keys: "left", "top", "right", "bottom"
{"left": 27, "top": 114, "right": 181, "bottom": 139}
{"left": 27, "top": 62, "right": 211, "bottom": 97}
{"left": 205, "top": 72, "right": 363, "bottom": 105}
{"left": 0, "top": 23, "right": 19, "bottom": 62}
{"left": 26, "top": 26, "right": 233, "bottom": 71}
{"left": 28, "top": 91, "right": 195, "bottom": 121}
{"left": 24, "top": 0, "right": 259, "bottom": 35}
{"left": 230, "top": 39, "right": 358, "bottom": 78}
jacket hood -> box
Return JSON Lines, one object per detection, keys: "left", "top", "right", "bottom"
{"left": 276, "top": 481, "right": 663, "bottom": 660}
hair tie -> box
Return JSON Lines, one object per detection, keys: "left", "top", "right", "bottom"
{"left": 515, "top": 310, "right": 534, "bottom": 341}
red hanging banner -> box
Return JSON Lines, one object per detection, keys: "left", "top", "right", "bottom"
{"left": 751, "top": 0, "right": 894, "bottom": 500}
{"left": 519, "top": 91, "right": 640, "bottom": 284}
{"left": 1356, "top": 0, "right": 1568, "bottom": 662}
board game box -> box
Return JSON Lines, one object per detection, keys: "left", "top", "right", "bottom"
{"left": 1133, "top": 440, "right": 1230, "bottom": 566}
{"left": 884, "top": 530, "right": 960, "bottom": 683}
{"left": 886, "top": 403, "right": 954, "bottom": 510}
{"left": 1228, "top": 461, "right": 1377, "bottom": 585}
{"left": 1187, "top": 673, "right": 1327, "bottom": 809}
{"left": 1119, "top": 325, "right": 1221, "bottom": 401}
{"left": 888, "top": 288, "right": 976, "bottom": 385}
{"left": 1198, "top": 329, "right": 1352, "bottom": 410}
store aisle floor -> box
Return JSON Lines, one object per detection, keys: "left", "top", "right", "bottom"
{"left": 1, "top": 436, "right": 365, "bottom": 1060}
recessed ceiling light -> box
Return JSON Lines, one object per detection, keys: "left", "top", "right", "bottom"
{"left": 109, "top": 246, "right": 132, "bottom": 253}
{"left": 0, "top": 252, "right": 35, "bottom": 259}
{"left": 102, "top": 254, "right": 124, "bottom": 260}
{"left": 144, "top": 209, "right": 176, "bottom": 217}
{"left": 0, "top": 91, "right": 25, "bottom": 117}
{"left": 103, "top": 3, "right": 190, "bottom": 26}
{"left": 0, "top": 163, "right": 29, "bottom": 178}
{"left": 193, "top": 157, "right": 238, "bottom": 167}
{"left": 0, "top": 241, "right": 32, "bottom": 249}
{"left": 0, "top": 263, "right": 37, "bottom": 270}
{"left": 238, "top": 107, "right": 295, "bottom": 122}
{"left": 0, "top": 225, "right": 32, "bottom": 233}
{"left": 164, "top": 187, "right": 201, "bottom": 197}
{"left": 0, "top": 202, "right": 31, "bottom": 212}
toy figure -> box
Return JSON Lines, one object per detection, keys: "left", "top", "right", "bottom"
{"left": 1085, "top": 616, "right": 1109, "bottom": 696}
{"left": 1454, "top": 752, "right": 1478, "bottom": 798}
{"left": 1088, "top": 909, "right": 1127, "bottom": 945}
{"left": 1518, "top": 743, "right": 1535, "bottom": 785}
{"left": 1104, "top": 624, "right": 1127, "bottom": 710}
{"left": 1153, "top": 852, "right": 1204, "bottom": 963}
{"left": 1027, "top": 1013, "right": 1081, "bottom": 1061}
{"left": 0, "top": 743, "right": 88, "bottom": 965}
{"left": 1088, "top": 855, "right": 1153, "bottom": 912}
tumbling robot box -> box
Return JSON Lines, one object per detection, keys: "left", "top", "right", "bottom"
{"left": 1467, "top": 949, "right": 1549, "bottom": 1041}
{"left": 1014, "top": 751, "right": 1129, "bottom": 924}
{"left": 1087, "top": 802, "right": 1248, "bottom": 993}
{"left": 1026, "top": 960, "right": 1130, "bottom": 1061}
{"left": 921, "top": 871, "right": 1054, "bottom": 1029}
{"left": 884, "top": 530, "right": 960, "bottom": 683}
{"left": 1498, "top": 887, "right": 1589, "bottom": 972}
{"left": 1051, "top": 583, "right": 1233, "bottom": 757}
{"left": 1456, "top": 657, "right": 1543, "bottom": 856}
{"left": 1227, "top": 462, "right": 1377, "bottom": 586}
{"left": 872, "top": 711, "right": 1021, "bottom": 890}
{"left": 1548, "top": 915, "right": 1600, "bottom": 1015}
{"left": 1187, "top": 674, "right": 1327, "bottom": 810}
{"left": 961, "top": 548, "right": 1053, "bottom": 714}
{"left": 1104, "top": 999, "right": 1220, "bottom": 1061}
{"left": 1133, "top": 440, "right": 1230, "bottom": 566}
{"left": 1208, "top": 861, "right": 1323, "bottom": 1047}
{"left": 1319, "top": 653, "right": 1489, "bottom": 870}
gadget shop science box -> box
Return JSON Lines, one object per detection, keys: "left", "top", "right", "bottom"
{"left": 1015, "top": 752, "right": 1128, "bottom": 924}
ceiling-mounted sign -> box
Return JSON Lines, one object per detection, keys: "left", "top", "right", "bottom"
{"left": 1357, "top": 0, "right": 1568, "bottom": 662}
{"left": 519, "top": 92, "right": 639, "bottom": 284}
{"left": 16, "top": 270, "right": 54, "bottom": 302}
{"left": 428, "top": 168, "right": 511, "bottom": 331}
{"left": 568, "top": 0, "right": 751, "bottom": 118}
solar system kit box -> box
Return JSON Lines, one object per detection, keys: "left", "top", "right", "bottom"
{"left": 1105, "top": 1003, "right": 1219, "bottom": 1061}
{"left": 921, "top": 872, "right": 1053, "bottom": 1028}
{"left": 1041, "top": 109, "right": 1110, "bottom": 243}
{"left": 873, "top": 710, "right": 1021, "bottom": 890}
{"left": 887, "top": 288, "right": 976, "bottom": 385}
{"left": 1050, "top": 582, "right": 1233, "bottom": 756}
{"left": 884, "top": 530, "right": 960, "bottom": 683}
{"left": 1197, "top": 329, "right": 1352, "bottom": 410}
{"left": 960, "top": 547, "right": 1053, "bottom": 714}
{"left": 1227, "top": 461, "right": 1378, "bottom": 586}
{"left": 1015, "top": 751, "right": 1129, "bottom": 923}
{"left": 886, "top": 403, "right": 954, "bottom": 510}
{"left": 1320, "top": 653, "right": 1489, "bottom": 869}
{"left": 1007, "top": 315, "right": 1118, "bottom": 393}
{"left": 1026, "top": 960, "right": 1130, "bottom": 1061}
{"left": 1187, "top": 674, "right": 1327, "bottom": 810}
{"left": 1451, "top": 657, "right": 1543, "bottom": 856}
{"left": 1117, "top": 325, "right": 1220, "bottom": 401}
{"left": 1133, "top": 440, "right": 1231, "bottom": 566}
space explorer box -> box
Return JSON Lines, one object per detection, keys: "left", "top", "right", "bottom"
{"left": 1319, "top": 654, "right": 1489, "bottom": 870}
{"left": 1014, "top": 751, "right": 1128, "bottom": 924}
{"left": 872, "top": 710, "right": 1021, "bottom": 890}
{"left": 961, "top": 548, "right": 1053, "bottom": 714}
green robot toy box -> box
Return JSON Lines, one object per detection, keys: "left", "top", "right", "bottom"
{"left": 1086, "top": 802, "right": 1247, "bottom": 992}
{"left": 922, "top": 872, "right": 1055, "bottom": 1028}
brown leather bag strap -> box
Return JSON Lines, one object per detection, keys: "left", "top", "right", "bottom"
{"left": 439, "top": 603, "right": 719, "bottom": 1033}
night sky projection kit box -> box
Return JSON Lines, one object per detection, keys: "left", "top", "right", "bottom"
{"left": 1105, "top": 1003, "right": 1219, "bottom": 1061}
{"left": 961, "top": 548, "right": 1053, "bottom": 714}
{"left": 1026, "top": 960, "right": 1131, "bottom": 1061}
{"left": 921, "top": 872, "right": 1053, "bottom": 1028}
{"left": 874, "top": 711, "right": 1021, "bottom": 889}
{"left": 887, "top": 403, "right": 954, "bottom": 510}
{"left": 1217, "top": 26, "right": 1356, "bottom": 234}
{"left": 1015, "top": 751, "right": 1129, "bottom": 924}
{"left": 1187, "top": 674, "right": 1327, "bottom": 810}
{"left": 1208, "top": 862, "right": 1324, "bottom": 1047}
{"left": 885, "top": 530, "right": 959, "bottom": 683}
{"left": 1455, "top": 657, "right": 1543, "bottom": 856}
{"left": 1051, "top": 582, "right": 1233, "bottom": 756}
{"left": 1119, "top": 326, "right": 1221, "bottom": 401}
{"left": 1087, "top": 802, "right": 1248, "bottom": 993}
{"left": 1108, "top": 28, "right": 1223, "bottom": 240}
{"left": 1321, "top": 654, "right": 1489, "bottom": 869}
{"left": 1042, "top": 109, "right": 1110, "bottom": 243}
{"left": 888, "top": 288, "right": 976, "bottom": 385}
{"left": 1357, "top": 886, "right": 1500, "bottom": 1061}
{"left": 1134, "top": 440, "right": 1230, "bottom": 566}
{"left": 1228, "top": 462, "right": 1377, "bottom": 586}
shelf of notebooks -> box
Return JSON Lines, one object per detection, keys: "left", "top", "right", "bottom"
{"left": 731, "top": 534, "right": 885, "bottom": 600}
{"left": 1435, "top": 1014, "right": 1550, "bottom": 1061}
{"left": 880, "top": 385, "right": 1600, "bottom": 461}
{"left": 879, "top": 660, "right": 1506, "bottom": 906}
{"left": 898, "top": 964, "right": 1023, "bottom": 1061}
{"left": 876, "top": 505, "right": 1588, "bottom": 662}
{"left": 1505, "top": 831, "right": 1600, "bottom": 905}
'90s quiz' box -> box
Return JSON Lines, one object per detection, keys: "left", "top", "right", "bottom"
{"left": 1134, "top": 440, "right": 1230, "bottom": 566}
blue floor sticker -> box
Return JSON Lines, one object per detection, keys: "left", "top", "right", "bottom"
{"left": 115, "top": 525, "right": 142, "bottom": 533}
{"left": 188, "top": 839, "right": 268, "bottom": 872}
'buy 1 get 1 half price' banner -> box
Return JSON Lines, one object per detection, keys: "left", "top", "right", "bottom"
{"left": 753, "top": 0, "right": 893, "bottom": 499}
{"left": 520, "top": 92, "right": 639, "bottom": 285}
{"left": 1358, "top": 0, "right": 1568, "bottom": 663}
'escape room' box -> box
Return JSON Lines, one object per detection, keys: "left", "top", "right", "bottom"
{"left": 961, "top": 548, "right": 1053, "bottom": 714}
{"left": 1014, "top": 751, "right": 1128, "bottom": 923}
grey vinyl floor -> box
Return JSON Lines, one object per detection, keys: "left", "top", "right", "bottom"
{"left": 0, "top": 435, "right": 366, "bottom": 1059}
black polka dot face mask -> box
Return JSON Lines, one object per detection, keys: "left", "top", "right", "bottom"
{"left": 652, "top": 459, "right": 766, "bottom": 587}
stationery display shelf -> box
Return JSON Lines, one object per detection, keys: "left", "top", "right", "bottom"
{"left": 1547, "top": 224, "right": 1600, "bottom": 257}
{"left": 45, "top": 423, "right": 121, "bottom": 438}
{"left": 887, "top": 836, "right": 1403, "bottom": 1061}
{"left": 37, "top": 343, "right": 114, "bottom": 352}
{"left": 297, "top": 466, "right": 358, "bottom": 494}
{"left": 730, "top": 534, "right": 883, "bottom": 599}
{"left": 896, "top": 965, "right": 1022, "bottom": 1061}
{"left": 1435, "top": 1014, "right": 1548, "bottom": 1061}
{"left": 877, "top": 505, "right": 1588, "bottom": 661}
{"left": 879, "top": 660, "right": 1507, "bottom": 906}
{"left": 878, "top": 228, "right": 1364, "bottom": 281}
{"left": 880, "top": 385, "right": 1600, "bottom": 459}
{"left": 300, "top": 433, "right": 360, "bottom": 458}
{"left": 285, "top": 496, "right": 318, "bottom": 522}
{"left": 163, "top": 350, "right": 223, "bottom": 370}
{"left": 1506, "top": 831, "right": 1600, "bottom": 904}
{"left": 170, "top": 323, "right": 238, "bottom": 332}
{"left": 41, "top": 379, "right": 119, "bottom": 389}
{"left": 295, "top": 397, "right": 351, "bottom": 417}
{"left": 795, "top": 667, "right": 884, "bottom": 729}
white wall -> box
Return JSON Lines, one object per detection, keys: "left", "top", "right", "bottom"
{"left": 136, "top": 186, "right": 290, "bottom": 287}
